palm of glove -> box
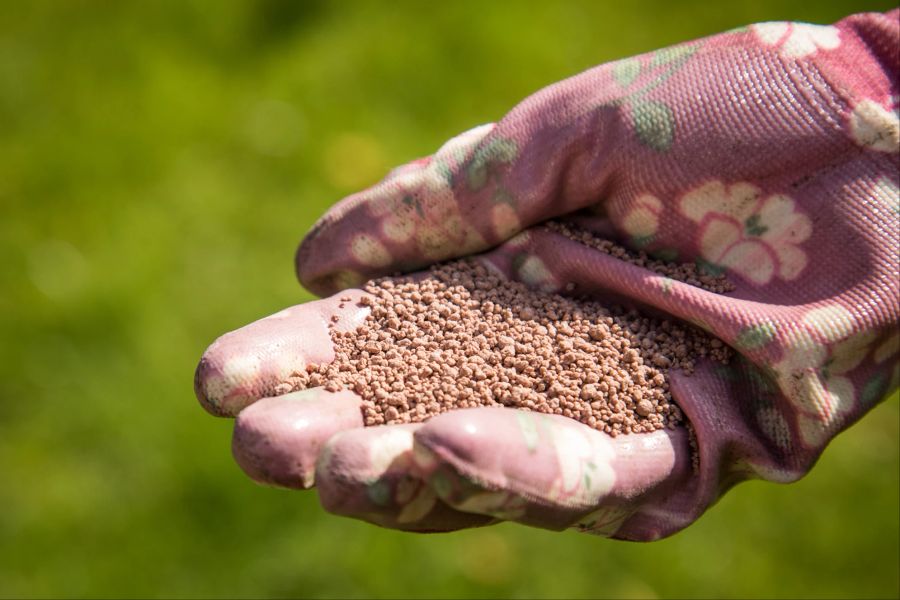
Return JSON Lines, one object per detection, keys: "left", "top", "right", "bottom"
{"left": 195, "top": 11, "right": 899, "bottom": 540}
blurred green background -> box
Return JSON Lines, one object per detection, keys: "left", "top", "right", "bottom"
{"left": 1, "top": 1, "right": 897, "bottom": 598}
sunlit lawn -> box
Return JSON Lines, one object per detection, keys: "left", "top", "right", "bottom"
{"left": 1, "top": 1, "right": 897, "bottom": 597}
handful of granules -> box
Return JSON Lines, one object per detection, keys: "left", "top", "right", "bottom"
{"left": 278, "top": 223, "right": 733, "bottom": 436}
{"left": 547, "top": 221, "right": 736, "bottom": 294}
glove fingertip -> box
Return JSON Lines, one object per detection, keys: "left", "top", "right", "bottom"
{"left": 232, "top": 389, "right": 364, "bottom": 489}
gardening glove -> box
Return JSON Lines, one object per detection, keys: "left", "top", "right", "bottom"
{"left": 194, "top": 10, "right": 899, "bottom": 540}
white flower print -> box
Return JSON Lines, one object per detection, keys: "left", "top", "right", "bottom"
{"left": 772, "top": 305, "right": 877, "bottom": 447}
{"left": 849, "top": 99, "right": 900, "bottom": 153}
{"left": 752, "top": 22, "right": 840, "bottom": 58}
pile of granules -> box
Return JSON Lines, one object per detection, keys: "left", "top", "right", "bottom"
{"left": 546, "top": 221, "right": 736, "bottom": 294}
{"left": 278, "top": 230, "right": 733, "bottom": 436}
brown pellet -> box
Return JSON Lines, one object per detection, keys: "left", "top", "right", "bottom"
{"left": 545, "top": 221, "right": 735, "bottom": 294}
{"left": 283, "top": 223, "right": 733, "bottom": 436}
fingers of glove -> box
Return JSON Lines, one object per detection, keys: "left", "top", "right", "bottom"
{"left": 194, "top": 289, "right": 371, "bottom": 417}
{"left": 297, "top": 23, "right": 686, "bottom": 299}
{"left": 316, "top": 423, "right": 496, "bottom": 532}
{"left": 295, "top": 73, "right": 631, "bottom": 298}
{"left": 411, "top": 407, "right": 691, "bottom": 535}
{"left": 231, "top": 388, "right": 364, "bottom": 489}
{"left": 294, "top": 21, "right": 871, "bottom": 297}
{"left": 296, "top": 124, "right": 501, "bottom": 296}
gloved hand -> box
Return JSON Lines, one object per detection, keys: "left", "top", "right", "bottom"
{"left": 194, "top": 10, "right": 900, "bottom": 540}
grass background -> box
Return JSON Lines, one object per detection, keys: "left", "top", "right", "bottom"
{"left": 1, "top": 1, "right": 897, "bottom": 598}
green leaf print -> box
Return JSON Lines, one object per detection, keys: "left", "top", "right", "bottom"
{"left": 860, "top": 373, "right": 887, "bottom": 408}
{"left": 402, "top": 194, "right": 424, "bottom": 218}
{"left": 651, "top": 247, "right": 679, "bottom": 262}
{"left": 651, "top": 44, "right": 697, "bottom": 66}
{"left": 433, "top": 157, "right": 453, "bottom": 186}
{"left": 430, "top": 470, "right": 453, "bottom": 499}
{"left": 632, "top": 100, "right": 674, "bottom": 151}
{"left": 511, "top": 252, "right": 529, "bottom": 273}
{"left": 660, "top": 278, "right": 674, "bottom": 295}
{"left": 745, "top": 214, "right": 768, "bottom": 236}
{"left": 492, "top": 187, "right": 515, "bottom": 206}
{"left": 613, "top": 57, "right": 641, "bottom": 87}
{"left": 713, "top": 363, "right": 738, "bottom": 381}
{"left": 735, "top": 322, "right": 778, "bottom": 351}
{"left": 631, "top": 234, "right": 654, "bottom": 248}
{"left": 696, "top": 257, "right": 726, "bottom": 276}
{"left": 467, "top": 138, "right": 518, "bottom": 190}
{"left": 366, "top": 480, "right": 392, "bottom": 507}
{"left": 744, "top": 361, "right": 777, "bottom": 394}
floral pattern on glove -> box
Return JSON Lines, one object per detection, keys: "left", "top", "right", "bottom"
{"left": 354, "top": 125, "right": 509, "bottom": 263}
{"left": 545, "top": 417, "right": 616, "bottom": 505}
{"left": 680, "top": 181, "right": 812, "bottom": 284}
{"left": 772, "top": 305, "right": 884, "bottom": 447}
{"left": 620, "top": 193, "right": 663, "bottom": 247}
{"left": 751, "top": 22, "right": 840, "bottom": 58}
{"left": 849, "top": 98, "right": 900, "bottom": 153}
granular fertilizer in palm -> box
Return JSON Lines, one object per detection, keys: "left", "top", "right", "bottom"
{"left": 278, "top": 223, "right": 733, "bottom": 436}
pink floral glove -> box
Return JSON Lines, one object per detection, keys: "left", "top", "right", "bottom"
{"left": 194, "top": 11, "right": 899, "bottom": 540}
